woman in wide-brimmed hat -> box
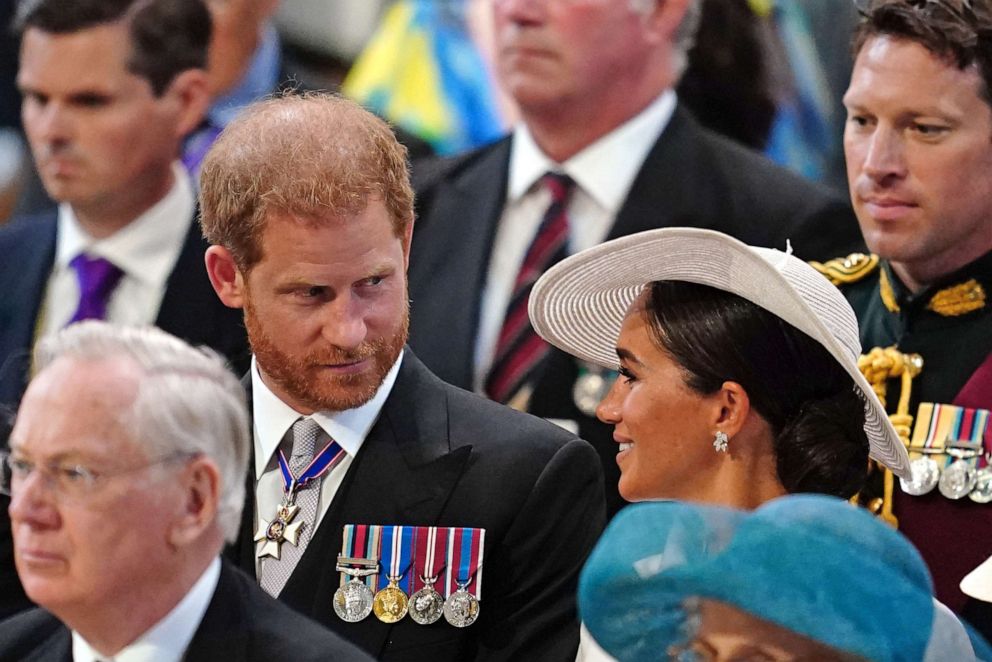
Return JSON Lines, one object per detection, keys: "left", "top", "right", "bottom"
{"left": 530, "top": 227, "right": 911, "bottom": 508}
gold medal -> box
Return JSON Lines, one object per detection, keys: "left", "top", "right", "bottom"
{"left": 253, "top": 502, "right": 302, "bottom": 559}
{"left": 372, "top": 574, "right": 409, "bottom": 623}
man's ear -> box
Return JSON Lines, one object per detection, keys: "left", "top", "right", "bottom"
{"left": 639, "top": 0, "right": 692, "bottom": 46}
{"left": 166, "top": 68, "right": 212, "bottom": 140}
{"left": 168, "top": 456, "right": 221, "bottom": 549}
{"left": 205, "top": 245, "right": 246, "bottom": 309}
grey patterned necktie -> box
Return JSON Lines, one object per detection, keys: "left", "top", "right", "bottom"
{"left": 260, "top": 417, "right": 326, "bottom": 597}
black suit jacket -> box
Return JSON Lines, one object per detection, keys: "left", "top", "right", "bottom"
{"left": 0, "top": 559, "right": 373, "bottom": 662}
{"left": 0, "top": 209, "right": 250, "bottom": 620}
{"left": 227, "top": 351, "right": 605, "bottom": 661}
{"left": 407, "top": 105, "right": 866, "bottom": 516}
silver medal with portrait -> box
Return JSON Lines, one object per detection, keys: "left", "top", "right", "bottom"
{"left": 409, "top": 585, "right": 445, "bottom": 625}
{"left": 443, "top": 586, "right": 480, "bottom": 628}
{"left": 900, "top": 456, "right": 940, "bottom": 496}
{"left": 938, "top": 459, "right": 978, "bottom": 500}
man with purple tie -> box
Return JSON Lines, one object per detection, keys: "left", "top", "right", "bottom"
{"left": 0, "top": 0, "right": 249, "bottom": 621}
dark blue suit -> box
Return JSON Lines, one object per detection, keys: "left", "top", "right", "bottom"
{"left": 0, "top": 209, "right": 250, "bottom": 620}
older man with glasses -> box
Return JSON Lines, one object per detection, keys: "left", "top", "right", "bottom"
{"left": 0, "top": 322, "right": 370, "bottom": 661}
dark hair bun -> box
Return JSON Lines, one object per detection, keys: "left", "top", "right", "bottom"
{"left": 774, "top": 388, "right": 870, "bottom": 499}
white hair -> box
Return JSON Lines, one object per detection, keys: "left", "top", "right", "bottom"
{"left": 629, "top": 0, "right": 703, "bottom": 80}
{"left": 33, "top": 322, "right": 249, "bottom": 544}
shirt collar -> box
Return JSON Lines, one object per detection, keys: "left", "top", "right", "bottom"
{"left": 251, "top": 350, "right": 404, "bottom": 476}
{"left": 207, "top": 24, "right": 281, "bottom": 129}
{"left": 55, "top": 161, "right": 195, "bottom": 289}
{"left": 71, "top": 557, "right": 221, "bottom": 662}
{"left": 507, "top": 90, "right": 677, "bottom": 211}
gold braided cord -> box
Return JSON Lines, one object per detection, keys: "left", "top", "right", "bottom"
{"left": 856, "top": 346, "right": 924, "bottom": 528}
{"left": 927, "top": 279, "right": 986, "bottom": 316}
{"left": 809, "top": 253, "right": 879, "bottom": 286}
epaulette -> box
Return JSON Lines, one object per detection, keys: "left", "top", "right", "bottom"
{"left": 809, "top": 253, "right": 879, "bottom": 287}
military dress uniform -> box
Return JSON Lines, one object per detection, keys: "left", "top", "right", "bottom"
{"left": 813, "top": 250, "right": 992, "bottom": 612}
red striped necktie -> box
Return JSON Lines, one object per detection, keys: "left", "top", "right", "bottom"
{"left": 485, "top": 172, "right": 575, "bottom": 404}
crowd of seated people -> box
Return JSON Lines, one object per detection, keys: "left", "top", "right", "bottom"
{"left": 0, "top": 0, "right": 991, "bottom": 660}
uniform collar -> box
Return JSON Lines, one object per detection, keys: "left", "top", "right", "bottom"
{"left": 880, "top": 250, "right": 991, "bottom": 317}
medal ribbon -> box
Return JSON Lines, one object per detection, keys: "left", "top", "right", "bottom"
{"left": 410, "top": 526, "right": 448, "bottom": 594}
{"left": 377, "top": 525, "right": 414, "bottom": 593}
{"left": 915, "top": 404, "right": 990, "bottom": 469}
{"left": 341, "top": 524, "right": 383, "bottom": 590}
{"left": 445, "top": 527, "right": 485, "bottom": 599}
{"left": 278, "top": 436, "right": 346, "bottom": 494}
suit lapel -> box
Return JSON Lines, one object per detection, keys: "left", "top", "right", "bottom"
{"left": 185, "top": 562, "right": 250, "bottom": 662}
{"left": 225, "top": 373, "right": 258, "bottom": 576}
{"left": 607, "top": 106, "right": 701, "bottom": 241}
{"left": 0, "top": 212, "right": 56, "bottom": 408}
{"left": 408, "top": 140, "right": 510, "bottom": 389}
{"left": 278, "top": 352, "right": 472, "bottom": 657}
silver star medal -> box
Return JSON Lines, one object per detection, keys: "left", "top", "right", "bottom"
{"left": 254, "top": 501, "right": 303, "bottom": 560}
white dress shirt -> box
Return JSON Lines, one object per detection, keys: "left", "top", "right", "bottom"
{"left": 251, "top": 352, "right": 403, "bottom": 571}
{"left": 473, "top": 91, "right": 677, "bottom": 390}
{"left": 40, "top": 161, "right": 195, "bottom": 337}
{"left": 71, "top": 557, "right": 221, "bottom": 662}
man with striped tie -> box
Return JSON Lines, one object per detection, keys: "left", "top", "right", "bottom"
{"left": 407, "top": 0, "right": 865, "bottom": 520}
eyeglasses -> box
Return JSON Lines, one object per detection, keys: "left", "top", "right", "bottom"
{"left": 0, "top": 449, "right": 198, "bottom": 502}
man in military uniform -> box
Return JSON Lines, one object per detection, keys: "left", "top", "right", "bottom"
{"left": 814, "top": 0, "right": 992, "bottom": 613}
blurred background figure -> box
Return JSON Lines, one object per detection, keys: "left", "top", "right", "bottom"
{"left": 580, "top": 495, "right": 991, "bottom": 661}
{"left": 0, "top": 0, "right": 250, "bottom": 620}
{"left": 343, "top": 0, "right": 507, "bottom": 156}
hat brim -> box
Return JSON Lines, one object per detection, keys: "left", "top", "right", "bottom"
{"left": 529, "top": 228, "right": 910, "bottom": 478}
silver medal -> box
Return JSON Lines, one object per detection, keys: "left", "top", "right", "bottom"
{"left": 971, "top": 467, "right": 992, "bottom": 504}
{"left": 938, "top": 459, "right": 978, "bottom": 500}
{"left": 333, "top": 557, "right": 379, "bottom": 623}
{"left": 443, "top": 583, "right": 480, "bottom": 628}
{"left": 573, "top": 368, "right": 608, "bottom": 418}
{"left": 409, "top": 582, "right": 445, "bottom": 625}
{"left": 900, "top": 456, "right": 940, "bottom": 496}
{"left": 333, "top": 576, "right": 375, "bottom": 622}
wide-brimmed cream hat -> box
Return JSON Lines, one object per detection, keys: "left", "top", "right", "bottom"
{"left": 529, "top": 227, "right": 910, "bottom": 478}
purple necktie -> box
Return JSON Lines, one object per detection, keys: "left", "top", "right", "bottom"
{"left": 67, "top": 254, "right": 124, "bottom": 325}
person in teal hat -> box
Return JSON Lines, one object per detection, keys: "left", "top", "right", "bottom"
{"left": 579, "top": 494, "right": 991, "bottom": 661}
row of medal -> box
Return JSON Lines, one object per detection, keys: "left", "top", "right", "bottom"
{"left": 332, "top": 524, "right": 485, "bottom": 628}
{"left": 899, "top": 403, "right": 992, "bottom": 502}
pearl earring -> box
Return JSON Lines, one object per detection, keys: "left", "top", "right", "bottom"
{"left": 713, "top": 431, "right": 729, "bottom": 453}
